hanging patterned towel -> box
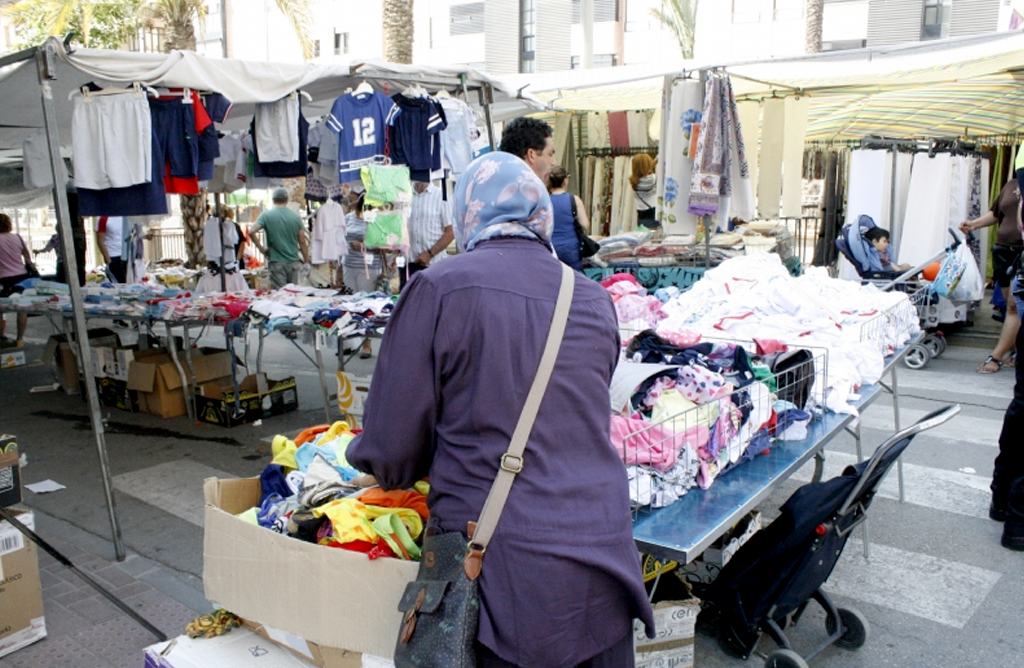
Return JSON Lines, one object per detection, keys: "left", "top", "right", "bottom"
{"left": 687, "top": 75, "right": 730, "bottom": 217}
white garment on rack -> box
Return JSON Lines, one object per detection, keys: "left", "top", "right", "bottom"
{"left": 842, "top": 150, "right": 891, "bottom": 280}
{"left": 757, "top": 98, "right": 785, "bottom": 219}
{"left": 312, "top": 199, "right": 347, "bottom": 264}
{"left": 203, "top": 216, "right": 239, "bottom": 267}
{"left": 255, "top": 96, "right": 300, "bottom": 163}
{"left": 439, "top": 98, "right": 476, "bottom": 176}
{"left": 610, "top": 156, "right": 637, "bottom": 235}
{"left": 627, "top": 111, "right": 649, "bottom": 148}
{"left": 735, "top": 101, "right": 760, "bottom": 197}
{"left": 891, "top": 151, "right": 914, "bottom": 254}
{"left": 22, "top": 130, "right": 67, "bottom": 190}
{"left": 659, "top": 78, "right": 702, "bottom": 236}
{"left": 72, "top": 93, "right": 152, "bottom": 190}
{"left": 780, "top": 97, "right": 809, "bottom": 218}
{"left": 898, "top": 153, "right": 954, "bottom": 268}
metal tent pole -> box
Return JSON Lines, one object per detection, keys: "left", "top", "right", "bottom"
{"left": 479, "top": 84, "right": 496, "bottom": 151}
{"left": 36, "top": 42, "right": 125, "bottom": 560}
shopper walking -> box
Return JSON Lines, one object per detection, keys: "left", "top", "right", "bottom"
{"left": 347, "top": 153, "right": 654, "bottom": 667}
{"left": 547, "top": 165, "right": 590, "bottom": 272}
{"left": 992, "top": 270, "right": 1024, "bottom": 551}
{"left": 960, "top": 178, "right": 1023, "bottom": 373}
{"left": 95, "top": 215, "right": 126, "bottom": 283}
{"left": 0, "top": 213, "right": 31, "bottom": 347}
{"left": 401, "top": 181, "right": 454, "bottom": 289}
{"left": 250, "top": 187, "right": 309, "bottom": 289}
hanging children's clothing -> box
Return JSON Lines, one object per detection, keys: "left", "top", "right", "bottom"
{"left": 438, "top": 97, "right": 476, "bottom": 176}
{"left": 202, "top": 216, "right": 239, "bottom": 269}
{"left": 390, "top": 93, "right": 447, "bottom": 182}
{"left": 327, "top": 90, "right": 401, "bottom": 183}
{"left": 255, "top": 95, "right": 301, "bottom": 163}
{"left": 250, "top": 100, "right": 309, "bottom": 179}
{"left": 312, "top": 199, "right": 347, "bottom": 264}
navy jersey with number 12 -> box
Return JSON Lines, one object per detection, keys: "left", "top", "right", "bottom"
{"left": 326, "top": 91, "right": 401, "bottom": 183}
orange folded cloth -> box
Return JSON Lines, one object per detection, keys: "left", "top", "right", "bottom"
{"left": 360, "top": 488, "right": 429, "bottom": 521}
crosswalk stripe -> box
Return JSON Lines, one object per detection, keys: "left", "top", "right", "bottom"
{"left": 891, "top": 369, "right": 1013, "bottom": 401}
{"left": 826, "top": 539, "right": 1002, "bottom": 628}
{"left": 854, "top": 407, "right": 1003, "bottom": 447}
{"left": 792, "top": 451, "right": 992, "bottom": 520}
{"left": 113, "top": 460, "right": 234, "bottom": 527}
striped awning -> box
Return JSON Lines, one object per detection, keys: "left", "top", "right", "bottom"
{"left": 522, "top": 31, "right": 1024, "bottom": 141}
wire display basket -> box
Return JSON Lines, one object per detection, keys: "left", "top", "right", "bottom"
{"left": 614, "top": 343, "right": 828, "bottom": 519}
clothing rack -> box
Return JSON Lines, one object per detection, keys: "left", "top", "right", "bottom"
{"left": 578, "top": 146, "right": 658, "bottom": 157}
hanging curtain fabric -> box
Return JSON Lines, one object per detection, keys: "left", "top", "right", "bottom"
{"left": 588, "top": 112, "right": 610, "bottom": 148}
{"left": 657, "top": 77, "right": 702, "bottom": 236}
{"left": 757, "top": 98, "right": 785, "bottom": 219}
{"left": 780, "top": 97, "right": 809, "bottom": 218}
{"left": 591, "top": 157, "right": 608, "bottom": 235}
{"left": 898, "top": 153, "right": 954, "bottom": 267}
{"left": 736, "top": 101, "right": 760, "bottom": 200}
{"left": 627, "top": 111, "right": 650, "bottom": 148}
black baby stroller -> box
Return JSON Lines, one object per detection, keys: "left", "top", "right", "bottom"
{"left": 698, "top": 404, "right": 961, "bottom": 668}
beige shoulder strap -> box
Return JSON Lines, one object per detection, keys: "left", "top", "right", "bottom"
{"left": 464, "top": 264, "right": 575, "bottom": 577}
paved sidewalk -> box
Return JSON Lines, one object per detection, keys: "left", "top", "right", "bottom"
{"left": 0, "top": 510, "right": 210, "bottom": 668}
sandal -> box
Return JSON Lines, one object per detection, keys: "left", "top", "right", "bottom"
{"left": 978, "top": 355, "right": 1002, "bottom": 374}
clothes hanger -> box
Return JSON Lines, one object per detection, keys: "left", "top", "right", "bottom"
{"left": 153, "top": 86, "right": 195, "bottom": 104}
{"left": 290, "top": 90, "right": 313, "bottom": 102}
{"left": 352, "top": 81, "right": 373, "bottom": 97}
{"left": 435, "top": 89, "right": 451, "bottom": 99}
{"left": 69, "top": 81, "right": 157, "bottom": 102}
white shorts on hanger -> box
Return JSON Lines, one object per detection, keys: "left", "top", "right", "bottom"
{"left": 71, "top": 94, "right": 152, "bottom": 190}
{"left": 255, "top": 96, "right": 300, "bottom": 163}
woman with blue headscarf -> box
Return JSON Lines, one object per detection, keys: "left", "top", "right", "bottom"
{"left": 347, "top": 153, "right": 654, "bottom": 667}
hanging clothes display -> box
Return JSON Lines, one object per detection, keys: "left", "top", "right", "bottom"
{"left": 390, "top": 92, "right": 447, "bottom": 182}
{"left": 757, "top": 98, "right": 785, "bottom": 220}
{"left": 327, "top": 89, "right": 401, "bottom": 183}
{"left": 438, "top": 96, "right": 476, "bottom": 176}
{"left": 627, "top": 111, "right": 650, "bottom": 148}
{"left": 312, "top": 199, "right": 347, "bottom": 264}
{"left": 255, "top": 96, "right": 300, "bottom": 163}
{"left": 608, "top": 112, "right": 630, "bottom": 150}
{"left": 898, "top": 153, "right": 954, "bottom": 267}
{"left": 71, "top": 89, "right": 152, "bottom": 190}
{"left": 735, "top": 101, "right": 760, "bottom": 198}
{"left": 658, "top": 78, "right": 703, "bottom": 237}
{"left": 779, "top": 97, "right": 809, "bottom": 218}
{"left": 591, "top": 157, "right": 608, "bottom": 235}
{"left": 587, "top": 112, "right": 610, "bottom": 148}
{"left": 250, "top": 98, "right": 309, "bottom": 179}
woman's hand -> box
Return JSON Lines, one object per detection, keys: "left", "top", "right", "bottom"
{"left": 958, "top": 220, "right": 973, "bottom": 234}
{"left": 351, "top": 474, "right": 378, "bottom": 488}
{"left": 350, "top": 240, "right": 364, "bottom": 253}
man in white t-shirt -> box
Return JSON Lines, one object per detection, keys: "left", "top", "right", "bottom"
{"left": 95, "top": 216, "right": 126, "bottom": 282}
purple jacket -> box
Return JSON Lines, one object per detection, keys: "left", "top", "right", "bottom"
{"left": 347, "top": 237, "right": 655, "bottom": 667}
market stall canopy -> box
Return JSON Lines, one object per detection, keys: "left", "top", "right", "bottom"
{"left": 511, "top": 30, "right": 1024, "bottom": 141}
{"left": 0, "top": 37, "right": 543, "bottom": 163}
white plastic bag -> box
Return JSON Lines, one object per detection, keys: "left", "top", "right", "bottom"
{"left": 951, "top": 241, "right": 983, "bottom": 301}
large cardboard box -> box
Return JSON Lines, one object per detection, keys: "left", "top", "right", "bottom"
{"left": 0, "top": 436, "right": 21, "bottom": 508}
{"left": 127, "top": 348, "right": 234, "bottom": 418}
{"left": 41, "top": 328, "right": 119, "bottom": 394}
{"left": 203, "top": 477, "right": 418, "bottom": 659}
{"left": 634, "top": 599, "right": 700, "bottom": 668}
{"left": 0, "top": 510, "right": 47, "bottom": 659}
{"left": 245, "top": 622, "right": 363, "bottom": 668}
{"left": 95, "top": 376, "right": 141, "bottom": 413}
{"left": 336, "top": 372, "right": 371, "bottom": 422}
{"left": 195, "top": 374, "right": 298, "bottom": 428}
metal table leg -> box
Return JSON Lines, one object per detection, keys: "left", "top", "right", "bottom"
{"left": 313, "top": 330, "right": 333, "bottom": 423}
{"left": 165, "top": 321, "right": 193, "bottom": 421}
{"left": 181, "top": 323, "right": 198, "bottom": 420}
{"left": 891, "top": 362, "right": 905, "bottom": 502}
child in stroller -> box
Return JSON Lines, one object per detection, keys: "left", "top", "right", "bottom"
{"left": 836, "top": 214, "right": 910, "bottom": 279}
{"left": 863, "top": 226, "right": 911, "bottom": 273}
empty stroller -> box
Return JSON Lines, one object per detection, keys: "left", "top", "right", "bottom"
{"left": 698, "top": 405, "right": 961, "bottom": 668}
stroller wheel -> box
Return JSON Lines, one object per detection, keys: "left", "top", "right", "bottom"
{"left": 904, "top": 344, "right": 930, "bottom": 370}
{"left": 825, "top": 606, "right": 870, "bottom": 650}
{"left": 764, "top": 649, "right": 809, "bottom": 668}
{"left": 922, "top": 334, "right": 945, "bottom": 358}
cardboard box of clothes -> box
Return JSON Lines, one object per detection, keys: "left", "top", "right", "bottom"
{"left": 41, "top": 328, "right": 120, "bottom": 394}
{"left": 95, "top": 376, "right": 141, "bottom": 413}
{"left": 0, "top": 510, "right": 47, "bottom": 659}
{"left": 127, "top": 347, "right": 234, "bottom": 418}
{"left": 144, "top": 626, "right": 327, "bottom": 668}
{"left": 0, "top": 435, "right": 22, "bottom": 508}
{"left": 203, "top": 477, "right": 418, "bottom": 659}
{"left": 194, "top": 374, "right": 298, "bottom": 428}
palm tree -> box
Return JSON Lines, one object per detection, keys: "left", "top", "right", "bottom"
{"left": 383, "top": 0, "right": 413, "bottom": 64}
{"left": 805, "top": 0, "right": 824, "bottom": 53}
{"left": 650, "top": 0, "right": 698, "bottom": 60}
{"left": 2, "top": 0, "right": 145, "bottom": 49}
